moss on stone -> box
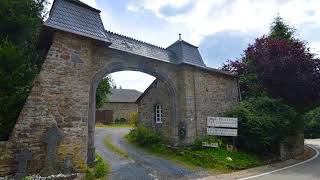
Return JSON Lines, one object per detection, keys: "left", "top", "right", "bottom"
{"left": 57, "top": 143, "right": 87, "bottom": 172}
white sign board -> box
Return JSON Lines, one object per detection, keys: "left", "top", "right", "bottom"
{"left": 207, "top": 127, "right": 238, "bottom": 137}
{"left": 207, "top": 117, "right": 238, "bottom": 128}
{"left": 202, "top": 142, "right": 219, "bottom": 148}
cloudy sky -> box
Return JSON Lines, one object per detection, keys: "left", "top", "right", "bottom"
{"left": 47, "top": 0, "right": 320, "bottom": 92}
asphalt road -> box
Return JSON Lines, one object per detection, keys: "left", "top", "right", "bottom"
{"left": 245, "top": 139, "right": 320, "bottom": 180}
{"left": 95, "top": 127, "right": 206, "bottom": 180}
{"left": 95, "top": 128, "right": 320, "bottom": 180}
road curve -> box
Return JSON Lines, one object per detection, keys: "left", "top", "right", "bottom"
{"left": 241, "top": 139, "right": 320, "bottom": 180}
{"left": 95, "top": 127, "right": 206, "bottom": 180}
{"left": 96, "top": 128, "right": 320, "bottom": 180}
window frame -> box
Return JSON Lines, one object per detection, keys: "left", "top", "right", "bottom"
{"left": 154, "top": 104, "right": 163, "bottom": 124}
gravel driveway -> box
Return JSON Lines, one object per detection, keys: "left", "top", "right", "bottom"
{"left": 94, "top": 127, "right": 207, "bottom": 180}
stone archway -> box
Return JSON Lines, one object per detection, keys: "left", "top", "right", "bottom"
{"left": 87, "top": 61, "right": 178, "bottom": 164}
{"left": 0, "top": 0, "right": 240, "bottom": 175}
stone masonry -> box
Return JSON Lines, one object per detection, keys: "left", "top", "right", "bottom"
{"left": 137, "top": 66, "right": 239, "bottom": 144}
{"left": 100, "top": 102, "right": 138, "bottom": 122}
{"left": 0, "top": 0, "right": 304, "bottom": 176}
{"left": 137, "top": 80, "right": 173, "bottom": 140}
{"left": 0, "top": 30, "right": 239, "bottom": 176}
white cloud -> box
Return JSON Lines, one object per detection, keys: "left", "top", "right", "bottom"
{"left": 310, "top": 42, "right": 320, "bottom": 58}
{"left": 110, "top": 71, "right": 156, "bottom": 92}
{"left": 128, "top": 0, "right": 191, "bottom": 17}
{"left": 128, "top": 0, "right": 320, "bottom": 45}
{"left": 80, "top": 0, "right": 97, "bottom": 8}
{"left": 123, "top": 0, "right": 320, "bottom": 89}
{"left": 44, "top": 0, "right": 320, "bottom": 90}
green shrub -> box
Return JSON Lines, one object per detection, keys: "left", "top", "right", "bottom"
{"left": 94, "top": 154, "right": 108, "bottom": 178}
{"left": 85, "top": 153, "right": 111, "bottom": 179}
{"left": 115, "top": 118, "right": 127, "bottom": 124}
{"left": 192, "top": 135, "right": 223, "bottom": 150}
{"left": 126, "top": 125, "right": 161, "bottom": 145}
{"left": 226, "top": 96, "right": 297, "bottom": 153}
{"left": 135, "top": 141, "right": 260, "bottom": 171}
{"left": 304, "top": 106, "right": 320, "bottom": 138}
{"left": 85, "top": 169, "right": 95, "bottom": 180}
{"left": 129, "top": 112, "right": 138, "bottom": 126}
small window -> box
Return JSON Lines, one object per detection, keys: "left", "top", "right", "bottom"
{"left": 155, "top": 104, "right": 163, "bottom": 124}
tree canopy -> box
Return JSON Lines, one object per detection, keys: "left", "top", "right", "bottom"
{"left": 222, "top": 16, "right": 320, "bottom": 151}
{"left": 96, "top": 76, "right": 114, "bottom": 109}
{"left": 269, "top": 16, "right": 295, "bottom": 40}
{"left": 0, "top": 0, "right": 47, "bottom": 140}
{"left": 222, "top": 16, "right": 320, "bottom": 112}
{"left": 0, "top": 0, "right": 114, "bottom": 140}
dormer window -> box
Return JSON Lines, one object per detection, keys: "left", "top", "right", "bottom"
{"left": 155, "top": 104, "right": 163, "bottom": 124}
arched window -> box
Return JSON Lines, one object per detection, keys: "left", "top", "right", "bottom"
{"left": 155, "top": 104, "right": 163, "bottom": 124}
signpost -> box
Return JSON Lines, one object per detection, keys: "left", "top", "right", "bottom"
{"left": 206, "top": 117, "right": 238, "bottom": 150}
{"left": 207, "top": 127, "right": 237, "bottom": 136}
{"left": 207, "top": 117, "right": 238, "bottom": 128}
{"left": 202, "top": 142, "right": 219, "bottom": 148}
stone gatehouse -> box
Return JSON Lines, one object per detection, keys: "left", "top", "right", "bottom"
{"left": 0, "top": 0, "right": 239, "bottom": 176}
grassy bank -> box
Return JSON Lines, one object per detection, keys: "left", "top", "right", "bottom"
{"left": 127, "top": 142, "right": 260, "bottom": 172}
{"left": 149, "top": 144, "right": 260, "bottom": 171}
{"left": 125, "top": 126, "right": 261, "bottom": 172}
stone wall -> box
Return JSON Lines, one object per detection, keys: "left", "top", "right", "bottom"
{"left": 137, "top": 80, "right": 172, "bottom": 140}
{"left": 280, "top": 133, "right": 305, "bottom": 160}
{"left": 99, "top": 102, "right": 138, "bottom": 122}
{"left": 193, "top": 67, "right": 240, "bottom": 137}
{"left": 169, "top": 65, "right": 239, "bottom": 144}
{"left": 0, "top": 31, "right": 94, "bottom": 176}
{"left": 0, "top": 26, "right": 307, "bottom": 177}
{"left": 0, "top": 31, "right": 182, "bottom": 176}
{"left": 0, "top": 30, "right": 241, "bottom": 176}
{"left": 137, "top": 65, "right": 240, "bottom": 144}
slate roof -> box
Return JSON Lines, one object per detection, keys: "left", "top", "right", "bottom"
{"left": 44, "top": 0, "right": 111, "bottom": 44}
{"left": 44, "top": 0, "right": 236, "bottom": 77}
{"left": 108, "top": 89, "right": 142, "bottom": 103}
{"left": 107, "top": 31, "right": 176, "bottom": 63}
{"left": 166, "top": 40, "right": 206, "bottom": 67}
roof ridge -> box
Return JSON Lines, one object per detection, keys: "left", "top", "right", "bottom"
{"left": 45, "top": 0, "right": 111, "bottom": 44}
{"left": 167, "top": 39, "right": 198, "bottom": 49}
{"left": 106, "top": 30, "right": 166, "bottom": 50}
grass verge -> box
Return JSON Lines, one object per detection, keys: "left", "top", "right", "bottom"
{"left": 96, "top": 123, "right": 134, "bottom": 128}
{"left": 104, "top": 134, "right": 129, "bottom": 159}
{"left": 151, "top": 144, "right": 260, "bottom": 172}
{"left": 125, "top": 127, "right": 262, "bottom": 172}
{"left": 86, "top": 153, "right": 111, "bottom": 180}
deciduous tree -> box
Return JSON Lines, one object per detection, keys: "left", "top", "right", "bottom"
{"left": 96, "top": 76, "right": 114, "bottom": 109}
{"left": 0, "top": 0, "right": 48, "bottom": 140}
{"left": 222, "top": 16, "right": 320, "bottom": 111}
